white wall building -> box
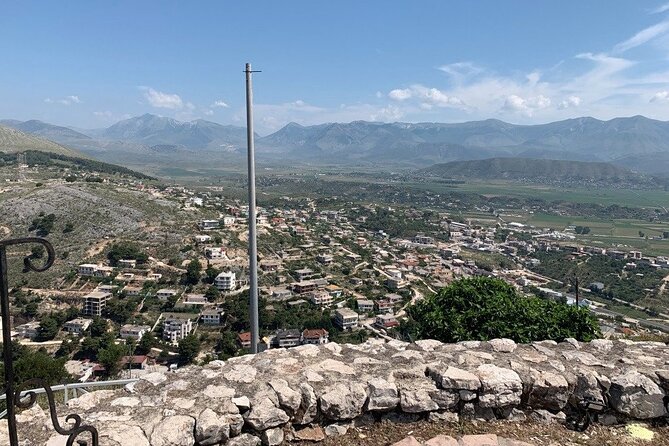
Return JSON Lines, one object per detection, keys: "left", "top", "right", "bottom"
{"left": 215, "top": 271, "right": 236, "bottom": 291}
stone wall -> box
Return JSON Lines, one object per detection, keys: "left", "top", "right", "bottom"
{"left": 13, "top": 338, "right": 669, "bottom": 445}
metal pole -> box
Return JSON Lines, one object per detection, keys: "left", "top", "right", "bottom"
{"left": 245, "top": 63, "right": 260, "bottom": 353}
{"left": 0, "top": 246, "right": 18, "bottom": 446}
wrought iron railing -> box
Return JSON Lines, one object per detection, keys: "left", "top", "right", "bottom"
{"left": 0, "top": 237, "right": 100, "bottom": 445}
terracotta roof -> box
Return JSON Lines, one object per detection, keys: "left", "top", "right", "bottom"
{"left": 302, "top": 328, "right": 329, "bottom": 338}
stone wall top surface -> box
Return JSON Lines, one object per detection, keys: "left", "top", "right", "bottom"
{"left": 10, "top": 338, "right": 669, "bottom": 445}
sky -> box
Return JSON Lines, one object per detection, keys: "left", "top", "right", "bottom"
{"left": 3, "top": 1, "right": 669, "bottom": 134}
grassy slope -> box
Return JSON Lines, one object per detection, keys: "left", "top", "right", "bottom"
{"left": 0, "top": 125, "right": 83, "bottom": 157}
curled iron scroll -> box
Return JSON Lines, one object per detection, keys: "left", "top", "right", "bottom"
{"left": 0, "top": 237, "right": 56, "bottom": 272}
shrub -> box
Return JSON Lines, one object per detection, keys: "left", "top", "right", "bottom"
{"left": 403, "top": 277, "right": 600, "bottom": 343}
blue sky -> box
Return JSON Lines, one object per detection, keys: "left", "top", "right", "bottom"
{"left": 3, "top": 1, "right": 669, "bottom": 134}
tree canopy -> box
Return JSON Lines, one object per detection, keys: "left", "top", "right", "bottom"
{"left": 402, "top": 277, "right": 600, "bottom": 344}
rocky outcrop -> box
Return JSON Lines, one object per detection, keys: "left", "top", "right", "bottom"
{"left": 10, "top": 338, "right": 669, "bottom": 445}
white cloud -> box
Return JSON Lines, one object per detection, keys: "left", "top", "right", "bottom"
{"left": 558, "top": 96, "right": 582, "bottom": 109}
{"left": 211, "top": 100, "right": 229, "bottom": 108}
{"left": 438, "top": 62, "right": 483, "bottom": 83}
{"left": 93, "top": 111, "right": 113, "bottom": 118}
{"left": 388, "top": 84, "right": 464, "bottom": 108}
{"left": 44, "top": 95, "right": 81, "bottom": 105}
{"left": 651, "top": 90, "right": 669, "bottom": 101}
{"left": 503, "top": 94, "right": 551, "bottom": 115}
{"left": 141, "top": 87, "right": 184, "bottom": 110}
{"left": 613, "top": 19, "right": 669, "bottom": 53}
{"left": 388, "top": 88, "right": 412, "bottom": 101}
{"left": 652, "top": 2, "right": 669, "bottom": 14}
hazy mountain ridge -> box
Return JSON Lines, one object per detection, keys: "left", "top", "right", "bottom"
{"left": 5, "top": 114, "right": 669, "bottom": 173}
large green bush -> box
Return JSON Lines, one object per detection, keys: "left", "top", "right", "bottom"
{"left": 403, "top": 277, "right": 600, "bottom": 343}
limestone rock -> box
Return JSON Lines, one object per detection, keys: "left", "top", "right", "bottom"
{"left": 609, "top": 371, "right": 667, "bottom": 419}
{"left": 476, "top": 364, "right": 522, "bottom": 408}
{"left": 324, "top": 423, "right": 349, "bottom": 436}
{"left": 195, "top": 408, "right": 230, "bottom": 445}
{"left": 400, "top": 388, "right": 439, "bottom": 413}
{"left": 244, "top": 396, "right": 290, "bottom": 430}
{"left": 150, "top": 415, "right": 195, "bottom": 446}
{"left": 232, "top": 396, "right": 251, "bottom": 412}
{"left": 260, "top": 427, "right": 284, "bottom": 446}
{"left": 528, "top": 370, "right": 569, "bottom": 410}
{"left": 269, "top": 378, "right": 302, "bottom": 414}
{"left": 320, "top": 382, "right": 368, "bottom": 420}
{"left": 294, "top": 382, "right": 318, "bottom": 424}
{"left": 228, "top": 433, "right": 262, "bottom": 446}
{"left": 489, "top": 338, "right": 517, "bottom": 353}
{"left": 428, "top": 365, "right": 481, "bottom": 391}
{"left": 367, "top": 378, "right": 400, "bottom": 411}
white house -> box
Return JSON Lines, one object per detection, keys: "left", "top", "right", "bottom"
{"left": 162, "top": 314, "right": 194, "bottom": 343}
{"left": 222, "top": 216, "right": 236, "bottom": 226}
{"left": 156, "top": 288, "right": 178, "bottom": 301}
{"left": 309, "top": 290, "right": 333, "bottom": 307}
{"left": 78, "top": 264, "right": 98, "bottom": 276}
{"left": 118, "top": 259, "right": 137, "bottom": 269}
{"left": 215, "top": 271, "right": 236, "bottom": 291}
{"left": 63, "top": 318, "right": 92, "bottom": 335}
{"left": 205, "top": 247, "right": 225, "bottom": 259}
{"left": 120, "top": 324, "right": 151, "bottom": 341}
{"left": 200, "top": 308, "right": 224, "bottom": 325}
{"left": 194, "top": 235, "right": 212, "bottom": 243}
{"left": 334, "top": 308, "right": 359, "bottom": 330}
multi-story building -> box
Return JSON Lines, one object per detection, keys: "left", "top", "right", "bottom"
{"left": 162, "top": 314, "right": 194, "bottom": 343}
{"left": 357, "top": 299, "right": 374, "bottom": 313}
{"left": 78, "top": 264, "right": 98, "bottom": 276}
{"left": 205, "top": 247, "right": 225, "bottom": 259}
{"left": 309, "top": 290, "right": 333, "bottom": 307}
{"left": 334, "top": 308, "right": 359, "bottom": 330}
{"left": 84, "top": 291, "right": 111, "bottom": 317}
{"left": 200, "top": 308, "right": 224, "bottom": 325}
{"left": 292, "top": 281, "right": 317, "bottom": 294}
{"left": 273, "top": 329, "right": 301, "bottom": 348}
{"left": 215, "top": 271, "right": 236, "bottom": 291}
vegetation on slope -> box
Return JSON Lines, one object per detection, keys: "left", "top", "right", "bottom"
{"left": 401, "top": 277, "right": 600, "bottom": 343}
{"left": 0, "top": 124, "right": 82, "bottom": 157}
{"left": 0, "top": 150, "right": 154, "bottom": 180}
{"left": 421, "top": 157, "right": 640, "bottom": 182}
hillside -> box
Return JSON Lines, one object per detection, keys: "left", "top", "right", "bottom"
{"left": 421, "top": 157, "right": 642, "bottom": 183}
{"left": 0, "top": 119, "right": 91, "bottom": 146}
{"left": 0, "top": 125, "right": 83, "bottom": 157}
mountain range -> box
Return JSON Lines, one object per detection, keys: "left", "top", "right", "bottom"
{"left": 3, "top": 114, "right": 669, "bottom": 173}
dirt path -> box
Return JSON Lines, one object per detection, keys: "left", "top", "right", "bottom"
{"left": 85, "top": 239, "right": 112, "bottom": 259}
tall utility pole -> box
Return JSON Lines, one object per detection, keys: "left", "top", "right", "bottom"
{"left": 245, "top": 63, "right": 260, "bottom": 353}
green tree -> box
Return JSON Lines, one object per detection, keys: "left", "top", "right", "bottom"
{"left": 403, "top": 277, "right": 600, "bottom": 343}
{"left": 178, "top": 334, "right": 201, "bottom": 364}
{"left": 107, "top": 241, "right": 148, "bottom": 266}
{"left": 97, "top": 343, "right": 127, "bottom": 377}
{"left": 137, "top": 332, "right": 157, "bottom": 355}
{"left": 185, "top": 259, "right": 202, "bottom": 286}
{"left": 89, "top": 317, "right": 108, "bottom": 338}
{"left": 23, "top": 302, "right": 39, "bottom": 318}
{"left": 204, "top": 285, "right": 220, "bottom": 301}
{"left": 37, "top": 316, "right": 59, "bottom": 341}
